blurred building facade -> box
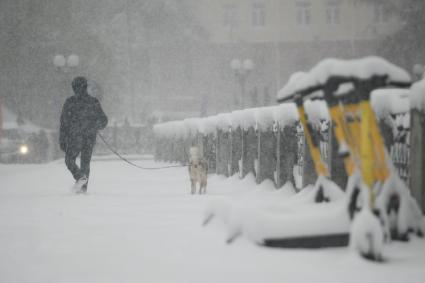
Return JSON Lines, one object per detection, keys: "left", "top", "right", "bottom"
{"left": 186, "top": 0, "right": 403, "bottom": 114}
{"left": 0, "top": 0, "right": 406, "bottom": 126}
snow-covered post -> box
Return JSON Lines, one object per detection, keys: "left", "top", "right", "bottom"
{"left": 231, "top": 111, "right": 244, "bottom": 178}
{"left": 216, "top": 114, "right": 232, "bottom": 176}
{"left": 255, "top": 107, "right": 276, "bottom": 185}
{"left": 410, "top": 80, "right": 425, "bottom": 213}
{"left": 215, "top": 128, "right": 229, "bottom": 176}
{"left": 198, "top": 116, "right": 217, "bottom": 173}
{"left": 278, "top": 123, "right": 298, "bottom": 187}
{"left": 239, "top": 109, "right": 257, "bottom": 179}
{"left": 273, "top": 102, "right": 301, "bottom": 189}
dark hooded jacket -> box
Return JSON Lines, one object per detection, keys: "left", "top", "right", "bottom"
{"left": 59, "top": 79, "right": 108, "bottom": 152}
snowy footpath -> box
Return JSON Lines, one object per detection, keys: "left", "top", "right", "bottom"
{"left": 1, "top": 158, "right": 425, "bottom": 283}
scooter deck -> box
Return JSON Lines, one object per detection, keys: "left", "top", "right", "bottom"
{"left": 262, "top": 233, "right": 349, "bottom": 248}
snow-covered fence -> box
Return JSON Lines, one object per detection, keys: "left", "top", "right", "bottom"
{"left": 153, "top": 104, "right": 308, "bottom": 188}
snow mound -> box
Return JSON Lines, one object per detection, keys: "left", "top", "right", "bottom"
{"left": 231, "top": 201, "right": 350, "bottom": 244}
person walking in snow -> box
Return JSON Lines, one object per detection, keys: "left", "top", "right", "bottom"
{"left": 59, "top": 76, "right": 108, "bottom": 193}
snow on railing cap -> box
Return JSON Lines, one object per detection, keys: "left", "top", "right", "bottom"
{"left": 410, "top": 78, "right": 425, "bottom": 111}
{"left": 153, "top": 123, "right": 163, "bottom": 136}
{"left": 230, "top": 110, "right": 245, "bottom": 130}
{"left": 273, "top": 103, "right": 299, "bottom": 127}
{"left": 154, "top": 121, "right": 176, "bottom": 138}
{"left": 371, "top": 88, "right": 410, "bottom": 119}
{"left": 183, "top": 118, "right": 201, "bottom": 137}
{"left": 170, "top": 121, "right": 185, "bottom": 139}
{"left": 304, "top": 99, "right": 330, "bottom": 123}
{"left": 198, "top": 116, "right": 218, "bottom": 135}
{"left": 154, "top": 121, "right": 181, "bottom": 139}
{"left": 217, "top": 113, "right": 232, "bottom": 131}
{"left": 255, "top": 106, "right": 275, "bottom": 131}
{"left": 240, "top": 108, "right": 257, "bottom": 130}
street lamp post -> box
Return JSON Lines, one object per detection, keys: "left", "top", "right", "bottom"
{"left": 53, "top": 54, "right": 79, "bottom": 71}
{"left": 230, "top": 58, "right": 254, "bottom": 109}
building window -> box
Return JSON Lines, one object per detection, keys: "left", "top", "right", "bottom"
{"left": 252, "top": 2, "right": 266, "bottom": 27}
{"left": 374, "top": 4, "right": 388, "bottom": 23}
{"left": 296, "top": 1, "right": 311, "bottom": 26}
{"left": 326, "top": 4, "right": 340, "bottom": 25}
{"left": 223, "top": 4, "right": 237, "bottom": 27}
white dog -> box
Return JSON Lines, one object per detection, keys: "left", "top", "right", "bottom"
{"left": 188, "top": 146, "right": 208, "bottom": 194}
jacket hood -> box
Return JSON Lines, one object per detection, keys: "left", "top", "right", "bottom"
{"left": 72, "top": 76, "right": 88, "bottom": 96}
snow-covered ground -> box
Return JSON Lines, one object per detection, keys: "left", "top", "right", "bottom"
{"left": 1, "top": 158, "right": 425, "bottom": 283}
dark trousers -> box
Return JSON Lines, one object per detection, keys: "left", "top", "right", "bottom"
{"left": 65, "top": 135, "right": 96, "bottom": 181}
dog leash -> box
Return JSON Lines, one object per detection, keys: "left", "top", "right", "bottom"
{"left": 97, "top": 133, "right": 188, "bottom": 170}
